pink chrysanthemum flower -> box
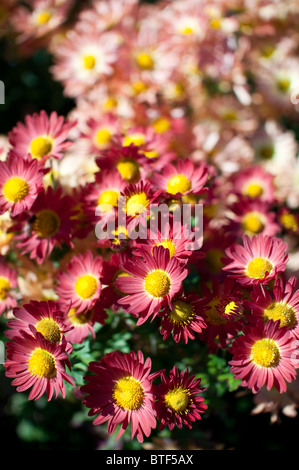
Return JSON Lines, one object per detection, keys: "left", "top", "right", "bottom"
{"left": 222, "top": 234, "right": 289, "bottom": 286}
{"left": 152, "top": 159, "right": 209, "bottom": 198}
{"left": 4, "top": 330, "right": 74, "bottom": 401}
{"left": 9, "top": 110, "right": 76, "bottom": 162}
{"left": 227, "top": 197, "right": 280, "bottom": 238}
{"left": 278, "top": 207, "right": 299, "bottom": 235}
{"left": 229, "top": 319, "right": 298, "bottom": 394}
{"left": 248, "top": 276, "right": 299, "bottom": 339}
{"left": 199, "top": 277, "right": 246, "bottom": 351}
{"left": 159, "top": 293, "right": 208, "bottom": 344}
{"left": 56, "top": 250, "right": 103, "bottom": 314}
{"left": 64, "top": 301, "right": 108, "bottom": 345}
{"left": 154, "top": 366, "right": 207, "bottom": 431}
{"left": 80, "top": 113, "right": 121, "bottom": 153}
{"left": 51, "top": 26, "right": 120, "bottom": 98}
{"left": 0, "top": 153, "right": 45, "bottom": 217}
{"left": 115, "top": 246, "right": 189, "bottom": 325}
{"left": 81, "top": 350, "right": 158, "bottom": 443}
{"left": 5, "top": 300, "right": 73, "bottom": 353}
{"left": 0, "top": 258, "right": 18, "bottom": 316}
{"left": 230, "top": 165, "right": 276, "bottom": 203}
{"left": 12, "top": 186, "right": 78, "bottom": 264}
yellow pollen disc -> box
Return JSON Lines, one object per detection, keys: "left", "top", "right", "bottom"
{"left": 224, "top": 301, "right": 238, "bottom": 316}
{"left": 246, "top": 258, "right": 273, "bottom": 280}
{"left": 83, "top": 55, "right": 96, "bottom": 70}
{"left": 164, "top": 386, "right": 190, "bottom": 413}
{"left": 68, "top": 307, "right": 93, "bottom": 325}
{"left": 32, "top": 209, "right": 60, "bottom": 238}
{"left": 136, "top": 52, "right": 154, "bottom": 70}
{"left": 0, "top": 277, "right": 10, "bottom": 300}
{"left": 153, "top": 117, "right": 171, "bottom": 134}
{"left": 206, "top": 298, "right": 226, "bottom": 325}
{"left": 242, "top": 212, "right": 265, "bottom": 235}
{"left": 113, "top": 376, "right": 144, "bottom": 410}
{"left": 35, "top": 11, "right": 52, "bottom": 25}
{"left": 280, "top": 213, "right": 298, "bottom": 232}
{"left": 30, "top": 136, "right": 53, "bottom": 159}
{"left": 223, "top": 110, "right": 237, "bottom": 121}
{"left": 117, "top": 160, "right": 140, "bottom": 183}
{"left": 243, "top": 182, "right": 264, "bottom": 198}
{"left": 167, "top": 175, "right": 192, "bottom": 195}
{"left": 123, "top": 133, "right": 146, "bottom": 147}
{"left": 98, "top": 190, "right": 119, "bottom": 212}
{"left": 168, "top": 300, "right": 194, "bottom": 325}
{"left": 132, "top": 80, "right": 148, "bottom": 94}
{"left": 3, "top": 177, "right": 29, "bottom": 203}
{"left": 258, "top": 144, "right": 274, "bottom": 160}
{"left": 28, "top": 347, "right": 57, "bottom": 378}
{"left": 126, "top": 192, "right": 149, "bottom": 217}
{"left": 277, "top": 77, "right": 291, "bottom": 93}
{"left": 144, "top": 269, "right": 171, "bottom": 298}
{"left": 75, "top": 274, "right": 98, "bottom": 299}
{"left": 156, "top": 240, "right": 176, "bottom": 258}
{"left": 180, "top": 26, "right": 194, "bottom": 35}
{"left": 210, "top": 18, "right": 222, "bottom": 29}
{"left": 35, "top": 318, "right": 61, "bottom": 345}
{"left": 142, "top": 150, "right": 159, "bottom": 159}
{"left": 264, "top": 302, "right": 296, "bottom": 328}
{"left": 103, "top": 97, "right": 118, "bottom": 110}
{"left": 251, "top": 338, "right": 280, "bottom": 368}
{"left": 94, "top": 129, "right": 112, "bottom": 147}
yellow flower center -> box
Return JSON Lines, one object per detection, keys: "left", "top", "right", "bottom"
{"left": 180, "top": 26, "right": 195, "bottom": 35}
{"left": 242, "top": 212, "right": 265, "bottom": 235}
{"left": 35, "top": 10, "right": 52, "bottom": 25}
{"left": 164, "top": 386, "right": 190, "bottom": 413}
{"left": 153, "top": 117, "right": 171, "bottom": 134}
{"left": 251, "top": 338, "right": 280, "bottom": 368}
{"left": 258, "top": 144, "right": 274, "bottom": 160}
{"left": 144, "top": 269, "right": 171, "bottom": 298}
{"left": 136, "top": 52, "right": 154, "bottom": 70}
{"left": 30, "top": 136, "right": 53, "bottom": 159}
{"left": 167, "top": 175, "right": 192, "bottom": 195}
{"left": 0, "top": 276, "right": 10, "bottom": 300}
{"left": 98, "top": 190, "right": 119, "bottom": 212}
{"left": 83, "top": 55, "right": 96, "bottom": 70}
{"left": 277, "top": 77, "right": 291, "bottom": 93}
{"left": 113, "top": 376, "right": 144, "bottom": 410}
{"left": 32, "top": 209, "right": 60, "bottom": 238}
{"left": 74, "top": 274, "right": 98, "bottom": 299}
{"left": 243, "top": 182, "right": 264, "bottom": 198}
{"left": 280, "top": 213, "right": 298, "bottom": 232}
{"left": 123, "top": 133, "right": 146, "bottom": 147}
{"left": 264, "top": 302, "right": 296, "bottom": 328}
{"left": 142, "top": 150, "right": 159, "bottom": 159}
{"left": 210, "top": 18, "right": 222, "bottom": 29}
{"left": 35, "top": 318, "right": 61, "bottom": 345}
{"left": 155, "top": 240, "right": 176, "bottom": 258}
{"left": 206, "top": 298, "right": 226, "bottom": 325}
{"left": 126, "top": 192, "right": 149, "bottom": 217}
{"left": 168, "top": 299, "right": 194, "bottom": 325}
{"left": 3, "top": 177, "right": 29, "bottom": 203}
{"left": 94, "top": 129, "right": 112, "bottom": 147}
{"left": 28, "top": 347, "right": 57, "bottom": 378}
{"left": 117, "top": 160, "right": 140, "bottom": 183}
{"left": 224, "top": 301, "right": 238, "bottom": 316}
{"left": 68, "top": 307, "right": 94, "bottom": 325}
{"left": 246, "top": 258, "right": 273, "bottom": 280}
{"left": 131, "top": 80, "right": 148, "bottom": 94}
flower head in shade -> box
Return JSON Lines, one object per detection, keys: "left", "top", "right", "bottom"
{"left": 81, "top": 350, "right": 158, "bottom": 443}
{"left": 248, "top": 276, "right": 299, "bottom": 339}
{"left": 154, "top": 366, "right": 207, "bottom": 431}
{"left": 5, "top": 300, "right": 73, "bottom": 353}
{"left": 222, "top": 234, "right": 289, "bottom": 286}
{"left": 115, "top": 246, "right": 188, "bottom": 325}
{"left": 9, "top": 110, "right": 76, "bottom": 162}
{"left": 12, "top": 186, "right": 78, "bottom": 264}
{"left": 4, "top": 330, "right": 74, "bottom": 401}
{"left": 152, "top": 159, "right": 209, "bottom": 198}
{"left": 0, "top": 153, "right": 45, "bottom": 217}
{"left": 64, "top": 301, "right": 108, "bottom": 345}
{"left": 200, "top": 277, "right": 246, "bottom": 351}
{"left": 56, "top": 250, "right": 103, "bottom": 314}
{"left": 0, "top": 259, "right": 18, "bottom": 316}
{"left": 159, "top": 293, "right": 208, "bottom": 344}
{"left": 229, "top": 319, "right": 298, "bottom": 394}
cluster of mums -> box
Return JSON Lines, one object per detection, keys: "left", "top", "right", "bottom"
{"left": 1, "top": 0, "right": 299, "bottom": 443}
